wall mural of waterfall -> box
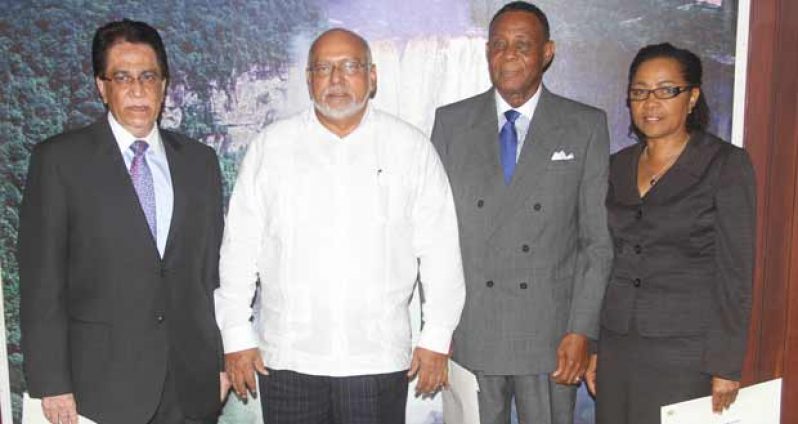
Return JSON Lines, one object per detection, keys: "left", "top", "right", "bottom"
{"left": 0, "top": 0, "right": 738, "bottom": 422}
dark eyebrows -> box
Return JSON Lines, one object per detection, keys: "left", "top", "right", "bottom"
{"left": 630, "top": 79, "right": 685, "bottom": 87}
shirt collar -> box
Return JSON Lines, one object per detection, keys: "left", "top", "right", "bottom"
{"left": 495, "top": 84, "right": 542, "bottom": 124}
{"left": 108, "top": 112, "right": 164, "bottom": 156}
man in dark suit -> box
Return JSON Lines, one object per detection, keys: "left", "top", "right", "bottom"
{"left": 18, "top": 19, "right": 227, "bottom": 424}
{"left": 431, "top": 2, "right": 612, "bottom": 423}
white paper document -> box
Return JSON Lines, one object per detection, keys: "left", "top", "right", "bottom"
{"left": 442, "top": 360, "right": 480, "bottom": 424}
{"left": 661, "top": 378, "right": 781, "bottom": 424}
{"left": 23, "top": 393, "right": 98, "bottom": 424}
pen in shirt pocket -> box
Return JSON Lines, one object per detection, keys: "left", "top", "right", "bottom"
{"left": 377, "top": 168, "right": 389, "bottom": 220}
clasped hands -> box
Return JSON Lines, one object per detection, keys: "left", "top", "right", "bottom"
{"left": 551, "top": 332, "right": 590, "bottom": 386}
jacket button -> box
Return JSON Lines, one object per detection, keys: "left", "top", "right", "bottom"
{"left": 156, "top": 315, "right": 165, "bottom": 323}
{"left": 520, "top": 282, "right": 528, "bottom": 289}
{"left": 521, "top": 244, "right": 530, "bottom": 252}
{"left": 160, "top": 268, "right": 167, "bottom": 277}
{"left": 633, "top": 278, "right": 641, "bottom": 287}
{"left": 486, "top": 280, "right": 494, "bottom": 288}
{"left": 533, "top": 203, "right": 542, "bottom": 211}
{"left": 634, "top": 244, "right": 642, "bottom": 254}
{"left": 477, "top": 199, "right": 484, "bottom": 208}
{"left": 636, "top": 209, "right": 643, "bottom": 220}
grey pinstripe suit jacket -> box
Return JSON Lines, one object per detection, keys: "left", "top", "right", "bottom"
{"left": 431, "top": 87, "right": 613, "bottom": 375}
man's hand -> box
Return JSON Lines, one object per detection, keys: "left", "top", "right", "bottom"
{"left": 407, "top": 347, "right": 448, "bottom": 396}
{"left": 220, "top": 372, "right": 232, "bottom": 402}
{"left": 42, "top": 393, "right": 77, "bottom": 424}
{"left": 551, "top": 333, "right": 589, "bottom": 385}
{"left": 225, "top": 348, "right": 268, "bottom": 401}
{"left": 585, "top": 353, "right": 598, "bottom": 396}
{"left": 711, "top": 376, "right": 740, "bottom": 413}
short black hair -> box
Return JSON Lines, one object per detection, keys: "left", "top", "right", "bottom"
{"left": 489, "top": 1, "right": 550, "bottom": 40}
{"left": 92, "top": 19, "right": 169, "bottom": 80}
{"left": 627, "top": 42, "right": 709, "bottom": 139}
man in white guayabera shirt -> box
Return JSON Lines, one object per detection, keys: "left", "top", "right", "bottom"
{"left": 214, "top": 28, "right": 466, "bottom": 424}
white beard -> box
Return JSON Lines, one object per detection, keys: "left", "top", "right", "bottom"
{"left": 313, "top": 86, "right": 370, "bottom": 120}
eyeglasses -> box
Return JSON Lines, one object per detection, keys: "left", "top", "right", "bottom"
{"left": 100, "top": 71, "right": 164, "bottom": 89}
{"left": 307, "top": 60, "right": 370, "bottom": 77}
{"left": 628, "top": 86, "right": 693, "bottom": 101}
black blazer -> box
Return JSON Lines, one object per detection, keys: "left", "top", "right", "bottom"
{"left": 18, "top": 119, "right": 224, "bottom": 422}
{"left": 601, "top": 131, "right": 755, "bottom": 380}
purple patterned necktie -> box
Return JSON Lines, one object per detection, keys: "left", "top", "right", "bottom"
{"left": 130, "top": 140, "right": 157, "bottom": 239}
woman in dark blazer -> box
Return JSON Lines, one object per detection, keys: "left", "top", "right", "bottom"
{"left": 585, "top": 43, "right": 756, "bottom": 423}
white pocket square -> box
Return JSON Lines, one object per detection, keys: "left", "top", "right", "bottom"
{"left": 551, "top": 150, "right": 575, "bottom": 161}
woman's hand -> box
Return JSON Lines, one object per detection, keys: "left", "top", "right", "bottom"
{"left": 711, "top": 376, "right": 740, "bottom": 413}
{"left": 585, "top": 354, "right": 598, "bottom": 396}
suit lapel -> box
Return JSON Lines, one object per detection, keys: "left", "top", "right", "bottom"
{"left": 161, "top": 132, "right": 185, "bottom": 262}
{"left": 449, "top": 91, "right": 506, "bottom": 237}
{"left": 610, "top": 143, "right": 644, "bottom": 206}
{"left": 642, "top": 131, "right": 721, "bottom": 204}
{"left": 455, "top": 90, "right": 503, "bottom": 185}
{"left": 487, "top": 87, "right": 565, "bottom": 238}
{"left": 91, "top": 119, "right": 161, "bottom": 259}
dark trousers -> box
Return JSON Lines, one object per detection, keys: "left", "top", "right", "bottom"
{"left": 259, "top": 369, "right": 409, "bottom": 424}
{"left": 595, "top": 325, "right": 712, "bottom": 424}
{"left": 148, "top": 366, "right": 218, "bottom": 424}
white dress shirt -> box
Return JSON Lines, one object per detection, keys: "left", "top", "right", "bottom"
{"left": 108, "top": 113, "right": 173, "bottom": 257}
{"left": 495, "top": 85, "right": 542, "bottom": 161}
{"left": 215, "top": 105, "right": 465, "bottom": 376}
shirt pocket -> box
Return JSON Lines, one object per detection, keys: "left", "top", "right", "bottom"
{"left": 376, "top": 169, "right": 413, "bottom": 225}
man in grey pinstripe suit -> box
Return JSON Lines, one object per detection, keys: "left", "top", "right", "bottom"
{"left": 431, "top": 2, "right": 612, "bottom": 423}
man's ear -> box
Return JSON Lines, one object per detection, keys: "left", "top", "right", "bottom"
{"left": 369, "top": 64, "right": 378, "bottom": 98}
{"left": 96, "top": 77, "right": 108, "bottom": 104}
{"left": 306, "top": 70, "right": 314, "bottom": 100}
{"left": 543, "top": 40, "right": 556, "bottom": 68}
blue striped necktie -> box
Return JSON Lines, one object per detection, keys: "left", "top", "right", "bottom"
{"left": 500, "top": 109, "right": 521, "bottom": 185}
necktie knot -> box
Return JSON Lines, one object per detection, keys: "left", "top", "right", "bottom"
{"left": 504, "top": 109, "right": 521, "bottom": 124}
{"left": 131, "top": 140, "right": 149, "bottom": 156}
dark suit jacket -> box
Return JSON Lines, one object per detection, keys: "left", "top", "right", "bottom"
{"left": 601, "top": 131, "right": 755, "bottom": 380}
{"left": 18, "top": 119, "right": 224, "bottom": 422}
{"left": 431, "top": 88, "right": 613, "bottom": 375}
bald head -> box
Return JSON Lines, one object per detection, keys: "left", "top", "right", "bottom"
{"left": 306, "top": 28, "right": 377, "bottom": 135}
{"left": 308, "top": 28, "right": 372, "bottom": 66}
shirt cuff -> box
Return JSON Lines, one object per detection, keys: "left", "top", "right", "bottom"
{"left": 220, "top": 324, "right": 259, "bottom": 354}
{"left": 417, "top": 324, "right": 454, "bottom": 355}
